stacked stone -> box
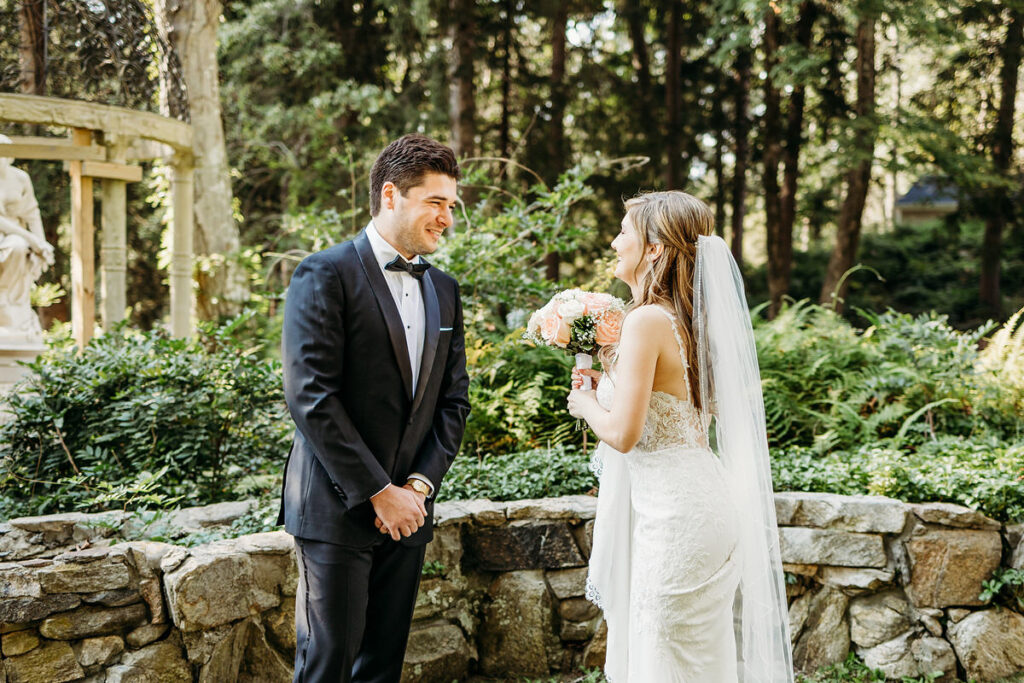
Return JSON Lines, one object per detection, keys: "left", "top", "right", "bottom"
{"left": 778, "top": 492, "right": 1024, "bottom": 682}
{"left": 2, "top": 494, "right": 1023, "bottom": 682}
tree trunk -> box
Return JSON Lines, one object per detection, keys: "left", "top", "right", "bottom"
{"left": 18, "top": 0, "right": 45, "bottom": 95}
{"left": 623, "top": 0, "right": 658, "bottom": 172}
{"left": 731, "top": 46, "right": 751, "bottom": 266}
{"left": 545, "top": 5, "right": 569, "bottom": 281}
{"left": 448, "top": 0, "right": 476, "bottom": 159}
{"left": 979, "top": 6, "right": 1022, "bottom": 318}
{"left": 768, "top": 1, "right": 817, "bottom": 317}
{"left": 712, "top": 90, "right": 727, "bottom": 237}
{"left": 763, "top": 7, "right": 784, "bottom": 317}
{"left": 499, "top": 0, "right": 513, "bottom": 158}
{"left": 664, "top": 1, "right": 682, "bottom": 189}
{"left": 154, "top": 0, "right": 249, "bottom": 320}
{"left": 819, "top": 16, "right": 877, "bottom": 311}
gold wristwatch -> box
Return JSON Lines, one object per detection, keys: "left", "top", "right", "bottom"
{"left": 407, "top": 479, "right": 431, "bottom": 497}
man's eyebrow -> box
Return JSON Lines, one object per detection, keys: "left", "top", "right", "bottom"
{"left": 424, "top": 194, "right": 457, "bottom": 203}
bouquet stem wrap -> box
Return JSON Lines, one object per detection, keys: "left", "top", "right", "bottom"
{"left": 575, "top": 352, "right": 593, "bottom": 390}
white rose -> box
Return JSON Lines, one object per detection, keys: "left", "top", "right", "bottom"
{"left": 557, "top": 299, "right": 586, "bottom": 322}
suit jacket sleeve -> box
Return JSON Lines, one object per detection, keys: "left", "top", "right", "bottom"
{"left": 282, "top": 254, "right": 392, "bottom": 507}
{"left": 410, "top": 281, "right": 471, "bottom": 495}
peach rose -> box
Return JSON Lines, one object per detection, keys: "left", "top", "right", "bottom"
{"left": 595, "top": 310, "right": 623, "bottom": 346}
{"left": 578, "top": 291, "right": 611, "bottom": 314}
{"left": 554, "top": 317, "right": 572, "bottom": 346}
{"left": 539, "top": 307, "right": 562, "bottom": 344}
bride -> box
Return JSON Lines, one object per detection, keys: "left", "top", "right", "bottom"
{"left": 567, "top": 191, "right": 794, "bottom": 682}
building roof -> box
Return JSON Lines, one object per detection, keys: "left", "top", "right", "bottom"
{"left": 896, "top": 176, "right": 959, "bottom": 207}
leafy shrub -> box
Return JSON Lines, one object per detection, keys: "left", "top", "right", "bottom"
{"left": 754, "top": 300, "right": 1019, "bottom": 453}
{"left": 0, "top": 316, "right": 291, "bottom": 519}
{"left": 772, "top": 437, "right": 1024, "bottom": 522}
{"left": 438, "top": 443, "right": 595, "bottom": 502}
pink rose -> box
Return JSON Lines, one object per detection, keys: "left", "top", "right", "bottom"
{"left": 595, "top": 309, "right": 623, "bottom": 346}
{"left": 579, "top": 291, "right": 612, "bottom": 314}
{"left": 554, "top": 317, "right": 572, "bottom": 346}
{"left": 539, "top": 308, "right": 562, "bottom": 345}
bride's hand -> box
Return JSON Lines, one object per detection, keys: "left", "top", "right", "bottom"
{"left": 571, "top": 368, "right": 602, "bottom": 390}
{"left": 567, "top": 388, "right": 596, "bottom": 420}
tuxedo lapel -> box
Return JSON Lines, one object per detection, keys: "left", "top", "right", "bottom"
{"left": 354, "top": 230, "right": 414, "bottom": 400}
{"left": 411, "top": 269, "right": 440, "bottom": 415}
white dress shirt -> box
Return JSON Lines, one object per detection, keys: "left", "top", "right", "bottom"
{"left": 365, "top": 221, "right": 434, "bottom": 497}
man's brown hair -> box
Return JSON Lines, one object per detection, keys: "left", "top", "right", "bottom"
{"left": 369, "top": 135, "right": 460, "bottom": 216}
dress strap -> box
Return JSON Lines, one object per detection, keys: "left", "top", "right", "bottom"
{"left": 653, "top": 306, "right": 691, "bottom": 393}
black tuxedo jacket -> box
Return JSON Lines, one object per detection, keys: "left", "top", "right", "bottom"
{"left": 277, "top": 229, "right": 470, "bottom": 547}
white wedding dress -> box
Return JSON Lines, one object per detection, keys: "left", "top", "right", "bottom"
{"left": 586, "top": 307, "right": 742, "bottom": 682}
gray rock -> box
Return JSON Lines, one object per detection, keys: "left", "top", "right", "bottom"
{"left": 81, "top": 587, "right": 142, "bottom": 607}
{"left": 423, "top": 524, "right": 463, "bottom": 580}
{"left": 479, "top": 570, "right": 558, "bottom": 676}
{"left": 819, "top": 567, "right": 895, "bottom": 593}
{"left": 109, "top": 634, "right": 191, "bottom": 683}
{"left": 558, "top": 596, "right": 600, "bottom": 623}
{"left": 775, "top": 492, "right": 907, "bottom": 533}
{"left": 910, "top": 502, "right": 1001, "bottom": 530}
{"left": 433, "top": 499, "right": 506, "bottom": 527}
{"left": 262, "top": 596, "right": 296, "bottom": 656}
{"left": 126, "top": 622, "right": 170, "bottom": 648}
{"left": 465, "top": 520, "right": 585, "bottom": 571}
{"left": 0, "top": 593, "right": 80, "bottom": 624}
{"left": 857, "top": 630, "right": 957, "bottom": 679}
{"left": 946, "top": 608, "right": 971, "bottom": 623}
{"left": 38, "top": 603, "right": 147, "bottom": 640}
{"left": 237, "top": 619, "right": 292, "bottom": 683}
{"left": 401, "top": 620, "right": 474, "bottom": 683}
{"left": 779, "top": 527, "right": 887, "bottom": 567}
{"left": 905, "top": 527, "right": 1002, "bottom": 607}
{"left": 505, "top": 496, "right": 597, "bottom": 521}
{"left": 162, "top": 543, "right": 279, "bottom": 632}
{"left": 791, "top": 586, "right": 850, "bottom": 674}
{"left": 0, "top": 564, "right": 41, "bottom": 598}
{"left": 1007, "top": 522, "right": 1024, "bottom": 549}
{"left": 2, "top": 640, "right": 84, "bottom": 683}
{"left": 73, "top": 635, "right": 124, "bottom": 668}
{"left": 573, "top": 519, "right": 594, "bottom": 560}
{"left": 546, "top": 567, "right": 589, "bottom": 600}
{"left": 196, "top": 619, "right": 249, "bottom": 682}
{"left": 1012, "top": 536, "right": 1024, "bottom": 571}
{"left": 1, "top": 629, "right": 39, "bottom": 657}
{"left": 38, "top": 548, "right": 133, "bottom": 594}
{"left": 849, "top": 591, "right": 912, "bottom": 649}
{"left": 582, "top": 619, "right": 607, "bottom": 669}
{"left": 947, "top": 608, "right": 1024, "bottom": 681}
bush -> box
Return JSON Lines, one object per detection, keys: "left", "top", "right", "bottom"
{"left": 438, "top": 443, "right": 595, "bottom": 502}
{"left": 0, "top": 316, "right": 291, "bottom": 519}
{"left": 772, "top": 436, "right": 1024, "bottom": 522}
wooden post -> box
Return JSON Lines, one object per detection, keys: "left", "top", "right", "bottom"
{"left": 100, "top": 136, "right": 129, "bottom": 330}
{"left": 69, "top": 128, "right": 95, "bottom": 348}
{"left": 170, "top": 154, "right": 194, "bottom": 337}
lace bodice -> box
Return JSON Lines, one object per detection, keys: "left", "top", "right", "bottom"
{"left": 595, "top": 307, "right": 710, "bottom": 451}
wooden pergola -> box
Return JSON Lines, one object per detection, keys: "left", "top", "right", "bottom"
{"left": 0, "top": 93, "right": 195, "bottom": 347}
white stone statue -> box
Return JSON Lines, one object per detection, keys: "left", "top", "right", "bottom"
{"left": 0, "top": 134, "right": 53, "bottom": 343}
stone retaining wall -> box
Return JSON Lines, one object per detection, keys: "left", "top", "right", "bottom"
{"left": 1, "top": 494, "right": 1023, "bottom": 682}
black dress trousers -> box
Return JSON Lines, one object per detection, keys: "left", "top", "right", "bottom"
{"left": 292, "top": 536, "right": 427, "bottom": 683}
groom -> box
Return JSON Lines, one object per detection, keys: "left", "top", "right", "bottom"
{"left": 279, "top": 134, "right": 470, "bottom": 683}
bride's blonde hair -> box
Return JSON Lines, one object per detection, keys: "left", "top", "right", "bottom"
{"left": 602, "top": 191, "right": 715, "bottom": 408}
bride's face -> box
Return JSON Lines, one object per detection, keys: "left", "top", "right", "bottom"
{"left": 612, "top": 214, "right": 645, "bottom": 287}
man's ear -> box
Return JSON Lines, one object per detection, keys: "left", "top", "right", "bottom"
{"left": 381, "top": 182, "right": 397, "bottom": 211}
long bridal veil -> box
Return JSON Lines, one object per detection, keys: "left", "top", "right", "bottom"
{"left": 694, "top": 234, "right": 795, "bottom": 682}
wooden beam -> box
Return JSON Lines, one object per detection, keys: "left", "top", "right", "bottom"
{"left": 2, "top": 141, "right": 106, "bottom": 162}
{"left": 69, "top": 128, "right": 95, "bottom": 348}
{"left": 100, "top": 137, "right": 129, "bottom": 330}
{"left": 78, "top": 161, "right": 143, "bottom": 182}
{"left": 170, "top": 155, "right": 195, "bottom": 338}
{"left": 0, "top": 93, "right": 193, "bottom": 151}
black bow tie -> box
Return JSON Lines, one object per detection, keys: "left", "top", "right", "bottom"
{"left": 385, "top": 255, "right": 430, "bottom": 279}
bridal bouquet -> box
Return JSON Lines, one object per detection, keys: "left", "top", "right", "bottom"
{"left": 525, "top": 289, "right": 625, "bottom": 390}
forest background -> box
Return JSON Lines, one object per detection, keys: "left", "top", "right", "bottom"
{"left": 1, "top": 0, "right": 1023, "bottom": 533}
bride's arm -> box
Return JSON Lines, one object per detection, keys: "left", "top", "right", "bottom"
{"left": 567, "top": 307, "right": 662, "bottom": 452}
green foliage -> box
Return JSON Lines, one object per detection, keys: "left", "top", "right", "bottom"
{"left": 772, "top": 437, "right": 1024, "bottom": 522}
{"left": 980, "top": 567, "right": 1024, "bottom": 611}
{"left": 797, "top": 653, "right": 945, "bottom": 683}
{"left": 421, "top": 561, "right": 447, "bottom": 579}
{"left": 461, "top": 330, "right": 579, "bottom": 456}
{"left": 754, "top": 300, "right": 1019, "bottom": 453}
{"left": 438, "top": 444, "right": 595, "bottom": 503}
{"left": 0, "top": 316, "right": 291, "bottom": 519}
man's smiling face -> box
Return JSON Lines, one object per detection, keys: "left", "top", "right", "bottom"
{"left": 385, "top": 172, "right": 458, "bottom": 258}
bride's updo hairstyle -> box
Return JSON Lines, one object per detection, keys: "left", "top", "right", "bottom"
{"left": 613, "top": 190, "right": 715, "bottom": 408}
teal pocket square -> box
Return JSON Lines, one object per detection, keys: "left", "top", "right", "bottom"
{"left": 439, "top": 327, "right": 453, "bottom": 332}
